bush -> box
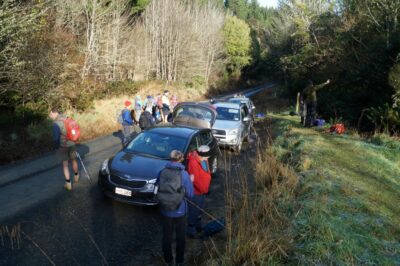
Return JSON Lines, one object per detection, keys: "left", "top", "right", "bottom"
{"left": 27, "top": 120, "right": 52, "bottom": 146}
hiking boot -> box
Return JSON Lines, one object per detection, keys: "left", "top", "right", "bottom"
{"left": 74, "top": 174, "right": 80, "bottom": 183}
{"left": 64, "top": 182, "right": 72, "bottom": 191}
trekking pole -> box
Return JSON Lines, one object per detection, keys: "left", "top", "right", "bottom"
{"left": 75, "top": 151, "right": 92, "bottom": 183}
{"left": 185, "top": 197, "right": 225, "bottom": 228}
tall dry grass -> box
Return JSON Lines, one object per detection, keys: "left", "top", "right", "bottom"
{"left": 205, "top": 143, "right": 299, "bottom": 265}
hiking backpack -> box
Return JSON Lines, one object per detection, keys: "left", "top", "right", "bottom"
{"left": 63, "top": 117, "right": 81, "bottom": 142}
{"left": 139, "top": 112, "right": 155, "bottom": 130}
{"left": 157, "top": 167, "right": 185, "bottom": 211}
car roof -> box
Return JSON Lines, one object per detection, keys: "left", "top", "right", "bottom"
{"left": 148, "top": 125, "right": 199, "bottom": 138}
{"left": 213, "top": 101, "right": 242, "bottom": 109}
{"left": 229, "top": 97, "right": 250, "bottom": 102}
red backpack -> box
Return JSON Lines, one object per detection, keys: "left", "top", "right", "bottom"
{"left": 63, "top": 117, "right": 81, "bottom": 142}
{"left": 329, "top": 123, "right": 345, "bottom": 134}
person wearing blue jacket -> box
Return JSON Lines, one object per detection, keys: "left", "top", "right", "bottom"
{"left": 160, "top": 150, "right": 194, "bottom": 266}
{"left": 121, "top": 100, "right": 134, "bottom": 145}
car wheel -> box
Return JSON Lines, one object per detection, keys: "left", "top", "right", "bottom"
{"left": 234, "top": 140, "right": 242, "bottom": 154}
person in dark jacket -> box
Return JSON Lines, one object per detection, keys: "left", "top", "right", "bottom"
{"left": 186, "top": 145, "right": 211, "bottom": 238}
{"left": 49, "top": 108, "right": 79, "bottom": 191}
{"left": 159, "top": 150, "right": 194, "bottom": 266}
{"left": 302, "top": 79, "right": 330, "bottom": 127}
{"left": 139, "top": 105, "right": 155, "bottom": 130}
{"left": 121, "top": 100, "right": 134, "bottom": 145}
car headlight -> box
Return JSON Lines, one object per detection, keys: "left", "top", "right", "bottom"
{"left": 148, "top": 178, "right": 157, "bottom": 184}
{"left": 141, "top": 178, "right": 157, "bottom": 193}
{"left": 101, "top": 159, "right": 110, "bottom": 175}
{"left": 227, "top": 128, "right": 239, "bottom": 135}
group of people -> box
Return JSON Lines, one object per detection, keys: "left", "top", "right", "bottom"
{"left": 158, "top": 146, "right": 212, "bottom": 265}
{"left": 119, "top": 90, "right": 179, "bottom": 145}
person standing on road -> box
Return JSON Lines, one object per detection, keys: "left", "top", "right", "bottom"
{"left": 302, "top": 79, "right": 330, "bottom": 127}
{"left": 158, "top": 150, "right": 194, "bottom": 266}
{"left": 155, "top": 93, "right": 164, "bottom": 123}
{"left": 49, "top": 108, "right": 79, "bottom": 191}
{"left": 134, "top": 95, "right": 142, "bottom": 123}
{"left": 138, "top": 105, "right": 155, "bottom": 131}
{"left": 186, "top": 145, "right": 211, "bottom": 238}
{"left": 161, "top": 90, "right": 171, "bottom": 123}
{"left": 121, "top": 100, "right": 134, "bottom": 145}
{"left": 170, "top": 94, "right": 178, "bottom": 112}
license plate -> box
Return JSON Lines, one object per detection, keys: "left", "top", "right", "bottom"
{"left": 115, "top": 187, "right": 132, "bottom": 197}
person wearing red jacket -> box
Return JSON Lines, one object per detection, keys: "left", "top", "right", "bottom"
{"left": 186, "top": 145, "right": 211, "bottom": 238}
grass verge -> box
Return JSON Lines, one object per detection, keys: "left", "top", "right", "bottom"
{"left": 211, "top": 112, "right": 400, "bottom": 265}
{"left": 270, "top": 114, "right": 400, "bottom": 265}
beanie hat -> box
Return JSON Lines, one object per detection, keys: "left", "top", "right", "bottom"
{"left": 124, "top": 100, "right": 132, "bottom": 107}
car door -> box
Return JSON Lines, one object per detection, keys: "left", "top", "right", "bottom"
{"left": 198, "top": 130, "right": 218, "bottom": 156}
{"left": 241, "top": 105, "right": 250, "bottom": 139}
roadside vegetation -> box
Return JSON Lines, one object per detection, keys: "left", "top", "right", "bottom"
{"left": 202, "top": 88, "right": 400, "bottom": 264}
{"left": 221, "top": 129, "right": 400, "bottom": 264}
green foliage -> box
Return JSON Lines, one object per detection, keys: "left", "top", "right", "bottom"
{"left": 225, "top": 0, "right": 249, "bottom": 20}
{"left": 184, "top": 75, "right": 206, "bottom": 90}
{"left": 389, "top": 59, "right": 400, "bottom": 108}
{"left": 130, "top": 0, "right": 150, "bottom": 15}
{"left": 366, "top": 104, "right": 400, "bottom": 134}
{"left": 27, "top": 120, "right": 52, "bottom": 145}
{"left": 251, "top": 0, "right": 400, "bottom": 128}
{"left": 223, "top": 15, "right": 252, "bottom": 73}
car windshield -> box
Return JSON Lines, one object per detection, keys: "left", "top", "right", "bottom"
{"left": 216, "top": 107, "right": 240, "bottom": 121}
{"left": 125, "top": 131, "right": 187, "bottom": 159}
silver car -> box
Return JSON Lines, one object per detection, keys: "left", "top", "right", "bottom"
{"left": 228, "top": 96, "right": 256, "bottom": 120}
{"left": 211, "top": 101, "right": 252, "bottom": 153}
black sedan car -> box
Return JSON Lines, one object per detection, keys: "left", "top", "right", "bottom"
{"left": 98, "top": 102, "right": 220, "bottom": 205}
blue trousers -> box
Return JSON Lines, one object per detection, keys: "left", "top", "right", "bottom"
{"left": 187, "top": 194, "right": 205, "bottom": 234}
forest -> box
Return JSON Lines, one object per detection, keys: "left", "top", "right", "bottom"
{"left": 0, "top": 0, "right": 400, "bottom": 162}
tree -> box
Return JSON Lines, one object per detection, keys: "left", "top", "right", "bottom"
{"left": 223, "top": 15, "right": 252, "bottom": 74}
{"left": 225, "top": 0, "right": 249, "bottom": 20}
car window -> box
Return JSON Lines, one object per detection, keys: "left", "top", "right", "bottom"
{"left": 216, "top": 107, "right": 240, "bottom": 121}
{"left": 242, "top": 106, "right": 249, "bottom": 118}
{"left": 188, "top": 135, "right": 199, "bottom": 152}
{"left": 125, "top": 131, "right": 187, "bottom": 159}
{"left": 198, "top": 131, "right": 212, "bottom": 146}
{"left": 240, "top": 107, "right": 247, "bottom": 120}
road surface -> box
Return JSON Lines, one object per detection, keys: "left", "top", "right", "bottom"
{"left": 0, "top": 83, "right": 275, "bottom": 265}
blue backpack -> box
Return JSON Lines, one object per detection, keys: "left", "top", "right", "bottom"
{"left": 202, "top": 218, "right": 225, "bottom": 239}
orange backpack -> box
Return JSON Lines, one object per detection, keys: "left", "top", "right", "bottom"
{"left": 330, "top": 123, "right": 345, "bottom": 134}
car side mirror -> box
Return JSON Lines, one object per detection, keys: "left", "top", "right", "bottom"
{"left": 243, "top": 117, "right": 250, "bottom": 122}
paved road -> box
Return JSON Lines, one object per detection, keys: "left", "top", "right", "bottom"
{"left": 0, "top": 83, "right": 274, "bottom": 265}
